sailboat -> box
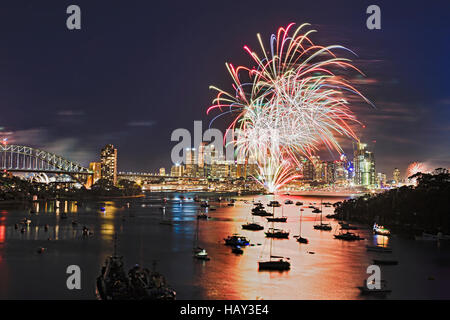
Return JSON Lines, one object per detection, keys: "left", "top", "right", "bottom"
{"left": 193, "top": 218, "right": 210, "bottom": 260}
{"left": 258, "top": 230, "right": 290, "bottom": 271}
{"left": 265, "top": 214, "right": 289, "bottom": 238}
{"left": 294, "top": 208, "right": 308, "bottom": 244}
{"left": 313, "top": 200, "right": 332, "bottom": 231}
{"left": 242, "top": 213, "right": 264, "bottom": 231}
{"left": 266, "top": 205, "right": 287, "bottom": 223}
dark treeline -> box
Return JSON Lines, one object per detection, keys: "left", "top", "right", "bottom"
{"left": 0, "top": 175, "right": 142, "bottom": 201}
{"left": 334, "top": 168, "right": 450, "bottom": 235}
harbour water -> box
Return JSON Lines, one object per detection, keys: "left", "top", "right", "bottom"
{"left": 0, "top": 192, "right": 449, "bottom": 299}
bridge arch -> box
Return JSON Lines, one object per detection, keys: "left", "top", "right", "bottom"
{"left": 0, "top": 144, "right": 91, "bottom": 174}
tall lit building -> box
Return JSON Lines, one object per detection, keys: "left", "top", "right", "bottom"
{"left": 334, "top": 155, "right": 350, "bottom": 185}
{"left": 171, "top": 163, "right": 184, "bottom": 177}
{"left": 100, "top": 144, "right": 117, "bottom": 185}
{"left": 184, "top": 148, "right": 198, "bottom": 177}
{"left": 353, "top": 142, "right": 376, "bottom": 188}
{"left": 159, "top": 167, "right": 166, "bottom": 176}
{"left": 301, "top": 158, "right": 315, "bottom": 181}
{"left": 393, "top": 168, "right": 401, "bottom": 185}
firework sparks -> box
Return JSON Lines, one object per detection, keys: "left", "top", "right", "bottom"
{"left": 208, "top": 23, "right": 371, "bottom": 193}
{"left": 407, "top": 162, "right": 429, "bottom": 179}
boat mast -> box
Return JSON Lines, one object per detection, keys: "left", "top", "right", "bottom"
{"left": 320, "top": 199, "right": 323, "bottom": 225}
{"left": 299, "top": 209, "right": 303, "bottom": 237}
{"left": 193, "top": 217, "right": 200, "bottom": 250}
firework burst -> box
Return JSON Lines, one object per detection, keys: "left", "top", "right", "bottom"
{"left": 407, "top": 162, "right": 429, "bottom": 179}
{"left": 208, "top": 23, "right": 371, "bottom": 193}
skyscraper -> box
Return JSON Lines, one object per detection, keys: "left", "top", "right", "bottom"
{"left": 184, "top": 148, "right": 197, "bottom": 177}
{"left": 393, "top": 168, "right": 401, "bottom": 185}
{"left": 171, "top": 163, "right": 184, "bottom": 177}
{"left": 353, "top": 142, "right": 376, "bottom": 188}
{"left": 100, "top": 144, "right": 118, "bottom": 185}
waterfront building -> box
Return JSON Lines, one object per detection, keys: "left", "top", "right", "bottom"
{"left": 324, "top": 161, "right": 336, "bottom": 184}
{"left": 100, "top": 144, "right": 118, "bottom": 185}
{"left": 334, "top": 160, "right": 349, "bottom": 185}
{"left": 171, "top": 163, "right": 184, "bottom": 177}
{"left": 302, "top": 158, "right": 315, "bottom": 181}
{"left": 353, "top": 142, "right": 376, "bottom": 188}
{"left": 159, "top": 167, "right": 166, "bottom": 176}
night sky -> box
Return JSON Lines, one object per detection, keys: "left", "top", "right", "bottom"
{"left": 0, "top": 0, "right": 449, "bottom": 178}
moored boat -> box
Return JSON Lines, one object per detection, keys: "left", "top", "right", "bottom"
{"left": 242, "top": 222, "right": 264, "bottom": 231}
{"left": 224, "top": 234, "right": 250, "bottom": 246}
{"left": 334, "top": 231, "right": 364, "bottom": 241}
{"left": 265, "top": 228, "right": 289, "bottom": 239}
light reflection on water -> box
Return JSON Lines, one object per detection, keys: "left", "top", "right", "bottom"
{"left": 0, "top": 193, "right": 449, "bottom": 299}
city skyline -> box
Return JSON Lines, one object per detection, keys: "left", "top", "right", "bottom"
{"left": 0, "top": 1, "right": 449, "bottom": 176}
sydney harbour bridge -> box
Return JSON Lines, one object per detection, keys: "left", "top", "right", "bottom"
{"left": 0, "top": 144, "right": 92, "bottom": 185}
{"left": 0, "top": 144, "right": 176, "bottom": 187}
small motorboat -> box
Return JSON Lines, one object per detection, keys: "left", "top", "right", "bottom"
{"left": 224, "top": 234, "right": 250, "bottom": 246}
{"left": 284, "top": 199, "right": 293, "bottom": 205}
{"left": 295, "top": 202, "right": 303, "bottom": 206}
{"left": 295, "top": 236, "right": 308, "bottom": 244}
{"left": 194, "top": 249, "right": 211, "bottom": 261}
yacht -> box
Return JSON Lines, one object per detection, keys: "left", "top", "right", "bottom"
{"left": 265, "top": 228, "right": 289, "bottom": 239}
{"left": 258, "top": 234, "right": 290, "bottom": 271}
{"left": 242, "top": 222, "right": 264, "bottom": 231}
{"left": 334, "top": 231, "right": 364, "bottom": 241}
{"left": 313, "top": 200, "right": 332, "bottom": 231}
{"left": 294, "top": 207, "right": 308, "bottom": 244}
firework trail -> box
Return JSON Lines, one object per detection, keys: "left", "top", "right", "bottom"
{"left": 208, "top": 23, "right": 371, "bottom": 193}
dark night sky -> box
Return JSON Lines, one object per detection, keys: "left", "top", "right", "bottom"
{"left": 0, "top": 0, "right": 449, "bottom": 178}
